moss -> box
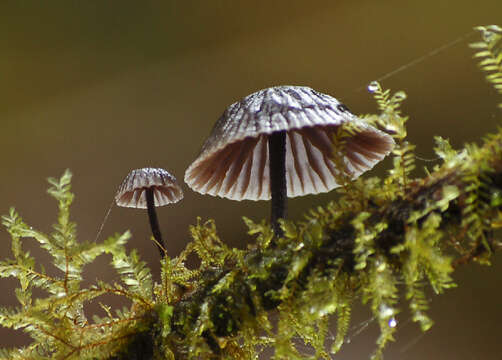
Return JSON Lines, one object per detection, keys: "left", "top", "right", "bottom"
{"left": 1, "top": 25, "right": 502, "bottom": 359}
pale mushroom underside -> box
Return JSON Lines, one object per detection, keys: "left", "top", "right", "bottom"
{"left": 116, "top": 185, "right": 183, "bottom": 208}
{"left": 115, "top": 167, "right": 183, "bottom": 208}
{"left": 184, "top": 124, "right": 394, "bottom": 201}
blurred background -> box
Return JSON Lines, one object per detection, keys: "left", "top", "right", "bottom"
{"left": 1, "top": 0, "right": 501, "bottom": 359}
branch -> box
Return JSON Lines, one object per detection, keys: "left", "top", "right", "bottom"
{"left": 108, "top": 127, "right": 502, "bottom": 360}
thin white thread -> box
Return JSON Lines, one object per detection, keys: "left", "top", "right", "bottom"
{"left": 414, "top": 155, "right": 440, "bottom": 162}
{"left": 355, "top": 30, "right": 476, "bottom": 93}
{"left": 345, "top": 316, "right": 376, "bottom": 343}
{"left": 399, "top": 331, "right": 426, "bottom": 354}
{"left": 94, "top": 198, "right": 115, "bottom": 243}
{"left": 351, "top": 32, "right": 475, "bottom": 164}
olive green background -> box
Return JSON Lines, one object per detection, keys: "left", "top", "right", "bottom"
{"left": 1, "top": 1, "right": 501, "bottom": 358}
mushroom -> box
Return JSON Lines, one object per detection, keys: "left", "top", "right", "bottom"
{"left": 184, "top": 85, "right": 394, "bottom": 237}
{"left": 115, "top": 167, "right": 183, "bottom": 257}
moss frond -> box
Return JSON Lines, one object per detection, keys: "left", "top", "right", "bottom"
{"left": 331, "top": 295, "right": 352, "bottom": 354}
{"left": 112, "top": 249, "right": 154, "bottom": 304}
{"left": 188, "top": 217, "right": 235, "bottom": 268}
{"left": 471, "top": 25, "right": 502, "bottom": 107}
{"left": 366, "top": 82, "right": 415, "bottom": 195}
{"left": 0, "top": 170, "right": 160, "bottom": 359}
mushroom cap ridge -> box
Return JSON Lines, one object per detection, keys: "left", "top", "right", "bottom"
{"left": 116, "top": 167, "right": 184, "bottom": 208}
{"left": 184, "top": 85, "right": 394, "bottom": 201}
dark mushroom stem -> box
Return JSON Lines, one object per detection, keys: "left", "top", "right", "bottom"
{"left": 145, "top": 187, "right": 165, "bottom": 258}
{"left": 268, "top": 130, "right": 287, "bottom": 237}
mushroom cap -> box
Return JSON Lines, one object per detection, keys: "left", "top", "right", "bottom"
{"left": 184, "top": 85, "right": 395, "bottom": 201}
{"left": 115, "top": 168, "right": 183, "bottom": 208}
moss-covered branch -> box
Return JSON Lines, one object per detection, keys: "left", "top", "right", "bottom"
{"left": 161, "top": 119, "right": 502, "bottom": 359}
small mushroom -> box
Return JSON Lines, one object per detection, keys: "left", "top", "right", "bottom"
{"left": 115, "top": 167, "right": 183, "bottom": 257}
{"left": 184, "top": 85, "right": 394, "bottom": 236}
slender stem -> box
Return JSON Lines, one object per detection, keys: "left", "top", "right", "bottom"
{"left": 268, "top": 131, "right": 287, "bottom": 237}
{"left": 145, "top": 187, "right": 165, "bottom": 258}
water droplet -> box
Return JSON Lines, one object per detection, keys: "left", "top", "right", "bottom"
{"left": 294, "top": 242, "right": 305, "bottom": 251}
{"left": 388, "top": 317, "right": 397, "bottom": 328}
{"left": 367, "top": 81, "right": 381, "bottom": 93}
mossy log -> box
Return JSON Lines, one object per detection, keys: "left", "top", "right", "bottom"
{"left": 110, "top": 125, "right": 502, "bottom": 359}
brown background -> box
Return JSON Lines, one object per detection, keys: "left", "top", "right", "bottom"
{"left": 1, "top": 1, "right": 501, "bottom": 359}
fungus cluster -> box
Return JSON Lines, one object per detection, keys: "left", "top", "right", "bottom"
{"left": 115, "top": 85, "right": 394, "bottom": 255}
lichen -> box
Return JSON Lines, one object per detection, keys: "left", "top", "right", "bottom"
{"left": 1, "top": 25, "right": 501, "bottom": 360}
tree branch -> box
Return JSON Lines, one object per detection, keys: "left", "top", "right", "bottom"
{"left": 111, "top": 128, "right": 501, "bottom": 359}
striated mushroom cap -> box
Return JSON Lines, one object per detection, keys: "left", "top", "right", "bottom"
{"left": 184, "top": 85, "right": 395, "bottom": 201}
{"left": 115, "top": 168, "right": 183, "bottom": 208}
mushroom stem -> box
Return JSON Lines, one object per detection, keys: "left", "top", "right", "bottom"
{"left": 268, "top": 131, "right": 287, "bottom": 237}
{"left": 145, "top": 187, "right": 165, "bottom": 258}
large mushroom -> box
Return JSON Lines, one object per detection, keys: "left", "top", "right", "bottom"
{"left": 184, "top": 85, "right": 394, "bottom": 236}
{"left": 115, "top": 167, "right": 183, "bottom": 257}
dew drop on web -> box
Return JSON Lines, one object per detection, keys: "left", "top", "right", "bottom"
{"left": 367, "top": 81, "right": 381, "bottom": 93}
{"left": 388, "top": 317, "right": 398, "bottom": 328}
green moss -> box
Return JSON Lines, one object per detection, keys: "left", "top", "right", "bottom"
{"left": 1, "top": 25, "right": 502, "bottom": 359}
